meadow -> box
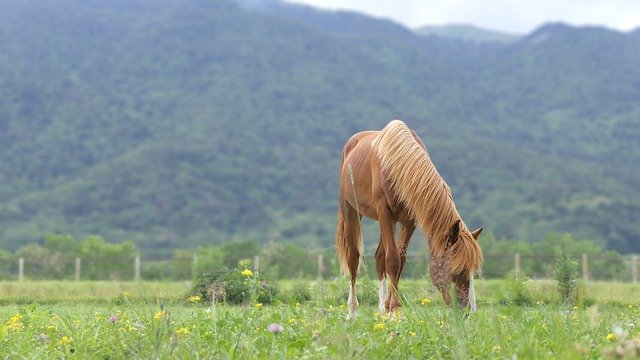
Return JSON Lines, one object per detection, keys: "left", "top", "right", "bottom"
{"left": 2, "top": 278, "right": 640, "bottom": 359}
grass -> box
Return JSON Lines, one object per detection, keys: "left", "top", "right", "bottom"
{"left": 1, "top": 278, "right": 640, "bottom": 358}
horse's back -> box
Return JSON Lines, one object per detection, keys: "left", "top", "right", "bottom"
{"left": 341, "top": 131, "right": 378, "bottom": 161}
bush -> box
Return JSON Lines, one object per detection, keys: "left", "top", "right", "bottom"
{"left": 555, "top": 255, "right": 580, "bottom": 305}
{"left": 256, "top": 278, "right": 279, "bottom": 304}
{"left": 292, "top": 282, "right": 313, "bottom": 303}
{"left": 190, "top": 266, "right": 278, "bottom": 305}
{"left": 502, "top": 271, "right": 532, "bottom": 306}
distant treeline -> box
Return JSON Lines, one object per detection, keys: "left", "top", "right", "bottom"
{"left": 0, "top": 233, "right": 632, "bottom": 281}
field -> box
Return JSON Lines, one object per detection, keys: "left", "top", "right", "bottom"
{"left": 2, "top": 279, "right": 640, "bottom": 359}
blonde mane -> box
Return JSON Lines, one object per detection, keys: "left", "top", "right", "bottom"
{"left": 371, "top": 120, "right": 482, "bottom": 276}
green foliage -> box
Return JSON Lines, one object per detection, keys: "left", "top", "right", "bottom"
{"left": 191, "top": 267, "right": 250, "bottom": 305}
{"left": 555, "top": 255, "right": 580, "bottom": 305}
{"left": 0, "top": 1, "right": 638, "bottom": 255}
{"left": 481, "top": 232, "right": 629, "bottom": 280}
{"left": 3, "top": 280, "right": 640, "bottom": 358}
{"left": 502, "top": 271, "right": 533, "bottom": 306}
{"left": 191, "top": 266, "right": 278, "bottom": 305}
{"left": 291, "top": 282, "right": 312, "bottom": 303}
{"left": 13, "top": 235, "right": 136, "bottom": 280}
{"left": 220, "top": 241, "right": 260, "bottom": 269}
{"left": 79, "top": 236, "right": 137, "bottom": 280}
{"left": 261, "top": 242, "right": 317, "bottom": 279}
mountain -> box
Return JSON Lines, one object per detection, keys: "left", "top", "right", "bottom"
{"left": 415, "top": 24, "right": 522, "bottom": 43}
{"left": 0, "top": 0, "right": 638, "bottom": 255}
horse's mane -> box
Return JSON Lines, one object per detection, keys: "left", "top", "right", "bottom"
{"left": 371, "top": 120, "right": 482, "bottom": 276}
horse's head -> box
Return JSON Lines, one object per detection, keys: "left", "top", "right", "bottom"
{"left": 429, "top": 220, "right": 483, "bottom": 311}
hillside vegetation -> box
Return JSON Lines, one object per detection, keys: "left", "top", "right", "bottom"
{"left": 0, "top": 0, "right": 638, "bottom": 254}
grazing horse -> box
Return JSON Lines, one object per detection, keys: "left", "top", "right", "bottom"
{"left": 336, "top": 120, "right": 483, "bottom": 317}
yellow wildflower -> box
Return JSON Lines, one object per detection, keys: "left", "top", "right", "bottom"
{"left": 154, "top": 311, "right": 167, "bottom": 320}
{"left": 409, "top": 331, "right": 416, "bottom": 337}
{"left": 606, "top": 333, "right": 617, "bottom": 342}
{"left": 492, "top": 345, "right": 501, "bottom": 352}
{"left": 255, "top": 303, "right": 263, "bottom": 309}
{"left": 175, "top": 327, "right": 190, "bottom": 337}
{"left": 241, "top": 269, "right": 254, "bottom": 277}
{"left": 6, "top": 314, "right": 23, "bottom": 332}
{"left": 287, "top": 318, "right": 297, "bottom": 325}
{"left": 420, "top": 297, "right": 431, "bottom": 305}
{"left": 188, "top": 295, "right": 201, "bottom": 303}
{"left": 59, "top": 336, "right": 72, "bottom": 346}
{"left": 373, "top": 323, "right": 385, "bottom": 331}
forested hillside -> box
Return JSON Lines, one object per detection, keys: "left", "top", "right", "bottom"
{"left": 0, "top": 0, "right": 638, "bottom": 255}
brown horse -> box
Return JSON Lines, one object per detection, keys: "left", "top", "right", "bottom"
{"left": 336, "top": 120, "right": 483, "bottom": 317}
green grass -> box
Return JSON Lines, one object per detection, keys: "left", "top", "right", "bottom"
{"left": 1, "top": 279, "right": 640, "bottom": 358}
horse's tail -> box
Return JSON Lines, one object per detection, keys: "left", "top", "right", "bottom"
{"left": 335, "top": 197, "right": 362, "bottom": 276}
{"left": 336, "top": 137, "right": 363, "bottom": 276}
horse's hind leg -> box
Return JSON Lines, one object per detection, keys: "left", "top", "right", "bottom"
{"left": 377, "top": 204, "right": 401, "bottom": 312}
{"left": 344, "top": 203, "right": 361, "bottom": 319}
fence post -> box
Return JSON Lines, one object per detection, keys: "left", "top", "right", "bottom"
{"left": 317, "top": 254, "right": 324, "bottom": 280}
{"left": 75, "top": 257, "right": 81, "bottom": 281}
{"left": 632, "top": 255, "right": 638, "bottom": 284}
{"left": 514, "top": 253, "right": 520, "bottom": 278}
{"left": 582, "top": 254, "right": 589, "bottom": 281}
{"left": 254, "top": 256, "right": 260, "bottom": 273}
{"left": 134, "top": 256, "right": 141, "bottom": 281}
{"left": 18, "top": 258, "right": 24, "bottom": 282}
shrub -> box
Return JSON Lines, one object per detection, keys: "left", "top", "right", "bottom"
{"left": 190, "top": 266, "right": 278, "bottom": 305}
{"left": 340, "top": 277, "right": 378, "bottom": 306}
{"left": 502, "top": 270, "right": 532, "bottom": 306}
{"left": 555, "top": 255, "right": 580, "bottom": 305}
{"left": 256, "top": 277, "right": 279, "bottom": 304}
{"left": 292, "top": 282, "right": 313, "bottom": 303}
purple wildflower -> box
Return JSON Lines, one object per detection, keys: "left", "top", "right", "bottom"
{"left": 108, "top": 314, "right": 117, "bottom": 323}
{"left": 268, "top": 323, "right": 284, "bottom": 334}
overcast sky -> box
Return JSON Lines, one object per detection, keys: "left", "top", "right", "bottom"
{"left": 287, "top": 0, "right": 640, "bottom": 34}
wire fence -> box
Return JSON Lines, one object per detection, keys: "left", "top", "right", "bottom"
{"left": 1, "top": 253, "right": 638, "bottom": 283}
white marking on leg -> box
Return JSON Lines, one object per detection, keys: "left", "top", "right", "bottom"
{"left": 347, "top": 282, "right": 359, "bottom": 319}
{"left": 378, "top": 277, "right": 388, "bottom": 314}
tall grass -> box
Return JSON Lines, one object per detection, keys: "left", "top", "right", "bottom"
{"left": 1, "top": 279, "right": 640, "bottom": 358}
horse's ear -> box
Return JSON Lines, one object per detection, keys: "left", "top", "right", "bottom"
{"left": 447, "top": 220, "right": 461, "bottom": 246}
{"left": 471, "top": 227, "right": 483, "bottom": 240}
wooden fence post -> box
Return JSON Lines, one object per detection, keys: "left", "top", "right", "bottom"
{"left": 18, "top": 258, "right": 24, "bottom": 282}
{"left": 514, "top": 253, "right": 520, "bottom": 279}
{"left": 582, "top": 254, "right": 589, "bottom": 281}
{"left": 632, "top": 255, "right": 638, "bottom": 284}
{"left": 254, "top": 256, "right": 260, "bottom": 273}
{"left": 317, "top": 254, "right": 324, "bottom": 280}
{"left": 134, "top": 256, "right": 141, "bottom": 281}
{"left": 75, "top": 257, "right": 81, "bottom": 281}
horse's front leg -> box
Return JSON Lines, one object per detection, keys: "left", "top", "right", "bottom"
{"left": 397, "top": 223, "right": 416, "bottom": 277}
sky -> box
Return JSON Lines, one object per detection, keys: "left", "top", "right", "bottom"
{"left": 287, "top": 0, "right": 640, "bottom": 34}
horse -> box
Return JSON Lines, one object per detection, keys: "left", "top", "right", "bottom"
{"left": 336, "top": 120, "right": 483, "bottom": 318}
